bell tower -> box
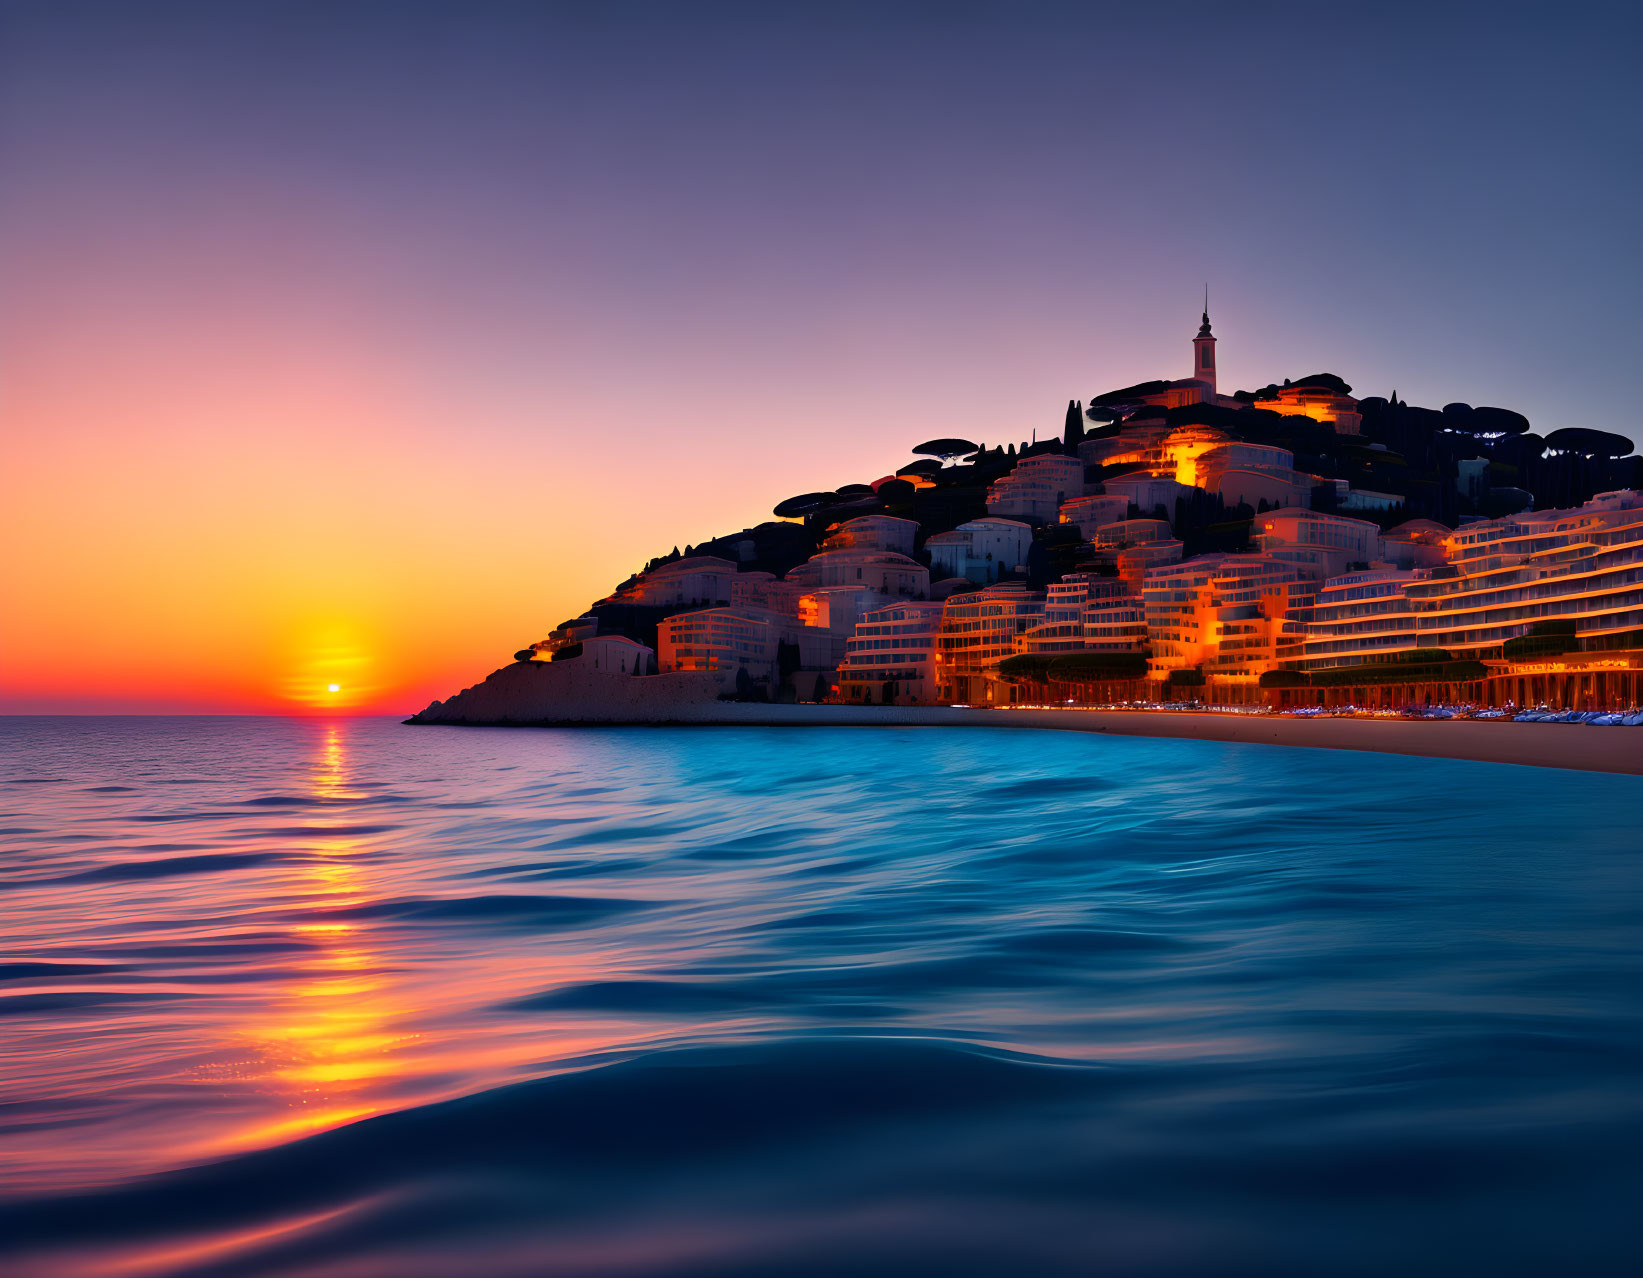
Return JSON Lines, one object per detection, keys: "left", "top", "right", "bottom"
{"left": 1192, "top": 289, "right": 1216, "bottom": 398}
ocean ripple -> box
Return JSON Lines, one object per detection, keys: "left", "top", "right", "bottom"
{"left": 0, "top": 716, "right": 1637, "bottom": 1276}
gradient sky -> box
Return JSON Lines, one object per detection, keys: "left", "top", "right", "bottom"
{"left": 2, "top": 1, "right": 1639, "bottom": 714}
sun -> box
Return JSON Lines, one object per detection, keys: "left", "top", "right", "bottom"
{"left": 327, "top": 683, "right": 341, "bottom": 694}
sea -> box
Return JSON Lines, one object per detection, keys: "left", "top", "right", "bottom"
{"left": 0, "top": 715, "right": 1638, "bottom": 1277}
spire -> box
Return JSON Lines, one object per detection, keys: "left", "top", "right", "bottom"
{"left": 1198, "top": 285, "right": 1212, "bottom": 336}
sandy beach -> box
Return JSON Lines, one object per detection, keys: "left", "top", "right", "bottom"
{"left": 426, "top": 703, "right": 1643, "bottom": 776}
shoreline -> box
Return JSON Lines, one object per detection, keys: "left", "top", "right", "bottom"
{"left": 407, "top": 704, "right": 1643, "bottom": 776}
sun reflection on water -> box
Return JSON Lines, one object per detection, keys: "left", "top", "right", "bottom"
{"left": 227, "top": 725, "right": 412, "bottom": 1151}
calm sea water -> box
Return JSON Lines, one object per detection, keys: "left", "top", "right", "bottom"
{"left": 0, "top": 716, "right": 1638, "bottom": 1277}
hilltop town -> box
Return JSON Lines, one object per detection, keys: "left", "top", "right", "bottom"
{"left": 412, "top": 310, "right": 1643, "bottom": 723}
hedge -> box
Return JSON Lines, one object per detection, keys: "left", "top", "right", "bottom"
{"left": 997, "top": 654, "right": 1056, "bottom": 681}
{"left": 1502, "top": 633, "right": 1576, "bottom": 660}
{"left": 1312, "top": 659, "right": 1487, "bottom": 687}
{"left": 1380, "top": 648, "right": 1453, "bottom": 665}
{"left": 1048, "top": 652, "right": 1150, "bottom": 681}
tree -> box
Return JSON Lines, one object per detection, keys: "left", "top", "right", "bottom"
{"left": 1544, "top": 428, "right": 1634, "bottom": 459}
{"left": 911, "top": 438, "right": 979, "bottom": 467}
{"left": 513, "top": 649, "right": 536, "bottom": 663}
{"left": 812, "top": 673, "right": 830, "bottom": 703}
{"left": 772, "top": 492, "right": 840, "bottom": 519}
{"left": 1063, "top": 399, "right": 1085, "bottom": 453}
{"left": 734, "top": 666, "right": 752, "bottom": 699}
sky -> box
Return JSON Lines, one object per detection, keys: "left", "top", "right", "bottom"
{"left": 2, "top": 0, "right": 1639, "bottom": 714}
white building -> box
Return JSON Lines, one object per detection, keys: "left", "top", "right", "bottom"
{"left": 924, "top": 517, "right": 1033, "bottom": 585}
{"left": 575, "top": 635, "right": 654, "bottom": 675}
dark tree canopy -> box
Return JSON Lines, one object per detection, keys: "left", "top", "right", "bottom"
{"left": 772, "top": 492, "right": 839, "bottom": 518}
{"left": 1443, "top": 403, "right": 1531, "bottom": 437}
{"left": 911, "top": 438, "right": 979, "bottom": 462}
{"left": 897, "top": 459, "right": 944, "bottom": 476}
{"left": 1544, "top": 428, "right": 1635, "bottom": 459}
{"left": 1470, "top": 407, "right": 1531, "bottom": 436}
{"left": 1090, "top": 379, "right": 1172, "bottom": 405}
{"left": 513, "top": 649, "right": 536, "bottom": 663}
{"left": 1290, "top": 373, "right": 1352, "bottom": 395}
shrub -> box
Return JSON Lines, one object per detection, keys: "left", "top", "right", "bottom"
{"left": 1503, "top": 633, "right": 1575, "bottom": 660}
{"left": 550, "top": 643, "right": 583, "bottom": 662}
{"left": 997, "top": 654, "right": 1056, "bottom": 682}
{"left": 1047, "top": 651, "right": 1149, "bottom": 681}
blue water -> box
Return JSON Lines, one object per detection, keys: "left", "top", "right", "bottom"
{"left": 0, "top": 717, "right": 1638, "bottom": 1277}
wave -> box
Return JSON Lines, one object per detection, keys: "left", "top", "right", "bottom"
{"left": 4, "top": 1033, "right": 1638, "bottom": 1276}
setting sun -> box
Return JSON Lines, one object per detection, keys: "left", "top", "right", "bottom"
{"left": 327, "top": 684, "right": 341, "bottom": 693}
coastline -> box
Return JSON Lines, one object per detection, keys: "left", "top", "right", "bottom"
{"left": 407, "top": 703, "right": 1643, "bottom": 776}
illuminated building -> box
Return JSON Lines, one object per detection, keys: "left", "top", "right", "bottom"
{"left": 1195, "top": 441, "right": 1315, "bottom": 511}
{"left": 986, "top": 453, "right": 1086, "bottom": 524}
{"left": 1408, "top": 492, "right": 1643, "bottom": 655}
{"left": 1082, "top": 589, "right": 1149, "bottom": 651}
{"left": 1015, "top": 575, "right": 1146, "bottom": 656}
{"left": 1253, "top": 508, "right": 1383, "bottom": 580}
{"left": 1088, "top": 519, "right": 1183, "bottom": 590}
{"left": 1301, "top": 568, "right": 1422, "bottom": 669}
{"left": 1142, "top": 554, "right": 1315, "bottom": 695}
{"left": 657, "top": 607, "right": 784, "bottom": 682}
{"left": 1251, "top": 377, "right": 1363, "bottom": 435}
{"left": 1016, "top": 573, "right": 1106, "bottom": 655}
{"left": 1291, "top": 493, "right": 1643, "bottom": 709}
{"left": 534, "top": 614, "right": 599, "bottom": 656}
{"left": 936, "top": 583, "right": 1045, "bottom": 702}
{"left": 615, "top": 555, "right": 739, "bottom": 607}
{"left": 1380, "top": 519, "right": 1452, "bottom": 569}
{"left": 834, "top": 601, "right": 944, "bottom": 704}
{"left": 785, "top": 548, "right": 930, "bottom": 598}
{"left": 1059, "top": 493, "right": 1131, "bottom": 540}
{"left": 822, "top": 514, "right": 920, "bottom": 556}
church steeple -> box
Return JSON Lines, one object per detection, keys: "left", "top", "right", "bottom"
{"left": 1192, "top": 289, "right": 1217, "bottom": 397}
